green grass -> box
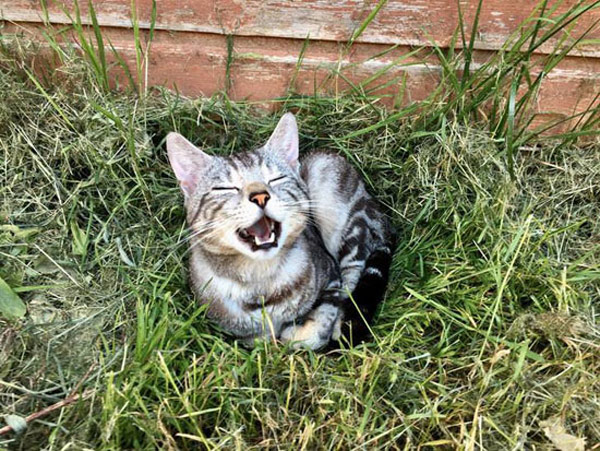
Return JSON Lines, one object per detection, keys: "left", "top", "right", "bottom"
{"left": 1, "top": 1, "right": 600, "bottom": 448}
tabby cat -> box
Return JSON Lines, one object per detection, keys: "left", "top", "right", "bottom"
{"left": 167, "top": 113, "right": 393, "bottom": 350}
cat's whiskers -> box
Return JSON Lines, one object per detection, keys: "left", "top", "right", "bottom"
{"left": 180, "top": 220, "right": 242, "bottom": 257}
{"left": 282, "top": 200, "right": 339, "bottom": 213}
{"left": 283, "top": 203, "right": 339, "bottom": 219}
{"left": 187, "top": 215, "right": 241, "bottom": 239}
{"left": 175, "top": 213, "right": 246, "bottom": 248}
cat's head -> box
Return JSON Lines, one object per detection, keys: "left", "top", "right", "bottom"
{"left": 167, "top": 113, "right": 309, "bottom": 260}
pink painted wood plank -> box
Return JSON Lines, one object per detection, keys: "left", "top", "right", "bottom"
{"left": 2, "top": 0, "right": 599, "bottom": 57}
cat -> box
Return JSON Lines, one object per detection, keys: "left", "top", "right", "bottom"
{"left": 166, "top": 113, "right": 393, "bottom": 350}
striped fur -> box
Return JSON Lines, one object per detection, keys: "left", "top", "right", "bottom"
{"left": 301, "top": 152, "right": 394, "bottom": 345}
{"left": 167, "top": 113, "right": 393, "bottom": 350}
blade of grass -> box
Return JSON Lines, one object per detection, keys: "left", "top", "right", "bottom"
{"left": 347, "top": 0, "right": 388, "bottom": 48}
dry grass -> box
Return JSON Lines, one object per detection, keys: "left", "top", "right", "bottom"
{"left": 1, "top": 8, "right": 600, "bottom": 448}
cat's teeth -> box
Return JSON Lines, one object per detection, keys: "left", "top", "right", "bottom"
{"left": 254, "top": 232, "right": 276, "bottom": 246}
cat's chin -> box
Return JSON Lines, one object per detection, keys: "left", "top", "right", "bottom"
{"left": 233, "top": 240, "right": 283, "bottom": 261}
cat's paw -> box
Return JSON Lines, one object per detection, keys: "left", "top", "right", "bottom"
{"left": 331, "top": 315, "right": 343, "bottom": 341}
{"left": 280, "top": 320, "right": 329, "bottom": 350}
{"left": 237, "top": 329, "right": 278, "bottom": 349}
{"left": 280, "top": 303, "right": 340, "bottom": 350}
{"left": 239, "top": 336, "right": 259, "bottom": 349}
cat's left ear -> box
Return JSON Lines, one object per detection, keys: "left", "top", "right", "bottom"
{"left": 265, "top": 112, "right": 299, "bottom": 168}
{"left": 166, "top": 132, "right": 213, "bottom": 197}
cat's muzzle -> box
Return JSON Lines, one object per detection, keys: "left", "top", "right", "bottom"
{"left": 237, "top": 215, "right": 281, "bottom": 251}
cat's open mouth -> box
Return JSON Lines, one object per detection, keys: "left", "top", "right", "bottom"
{"left": 238, "top": 216, "right": 281, "bottom": 251}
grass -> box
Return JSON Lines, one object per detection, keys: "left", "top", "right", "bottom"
{"left": 1, "top": 1, "right": 600, "bottom": 448}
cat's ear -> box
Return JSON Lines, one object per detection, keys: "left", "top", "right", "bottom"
{"left": 265, "top": 112, "right": 299, "bottom": 168}
{"left": 166, "top": 132, "right": 213, "bottom": 197}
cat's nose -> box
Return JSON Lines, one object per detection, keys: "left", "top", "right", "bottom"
{"left": 249, "top": 191, "right": 270, "bottom": 208}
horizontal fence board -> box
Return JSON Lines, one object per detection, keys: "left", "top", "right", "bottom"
{"left": 1, "top": 0, "right": 598, "bottom": 129}
{"left": 3, "top": 21, "right": 598, "bottom": 132}
{"left": 1, "top": 0, "right": 599, "bottom": 57}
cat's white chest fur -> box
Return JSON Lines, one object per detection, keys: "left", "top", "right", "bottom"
{"left": 190, "top": 244, "right": 311, "bottom": 334}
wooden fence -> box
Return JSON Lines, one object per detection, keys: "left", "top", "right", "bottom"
{"left": 1, "top": 0, "right": 599, "bottom": 123}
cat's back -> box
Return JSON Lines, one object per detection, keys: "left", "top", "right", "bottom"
{"left": 300, "top": 151, "right": 389, "bottom": 257}
{"left": 301, "top": 151, "right": 362, "bottom": 198}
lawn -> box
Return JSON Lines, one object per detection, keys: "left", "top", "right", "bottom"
{"left": 1, "top": 4, "right": 600, "bottom": 449}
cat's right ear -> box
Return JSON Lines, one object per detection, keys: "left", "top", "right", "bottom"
{"left": 166, "top": 132, "right": 213, "bottom": 197}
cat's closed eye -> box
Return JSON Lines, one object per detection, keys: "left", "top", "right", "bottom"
{"left": 268, "top": 175, "right": 287, "bottom": 186}
{"left": 211, "top": 186, "right": 240, "bottom": 193}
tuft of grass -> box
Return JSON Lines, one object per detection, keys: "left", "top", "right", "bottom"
{"left": 338, "top": 0, "right": 600, "bottom": 175}
{"left": 1, "top": 1, "right": 600, "bottom": 448}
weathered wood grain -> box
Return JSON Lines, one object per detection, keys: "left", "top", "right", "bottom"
{"left": 1, "top": 0, "right": 598, "bottom": 127}
{"left": 3, "top": 21, "right": 598, "bottom": 132}
{"left": 1, "top": 0, "right": 599, "bottom": 57}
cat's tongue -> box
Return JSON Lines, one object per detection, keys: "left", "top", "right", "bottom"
{"left": 245, "top": 217, "right": 271, "bottom": 240}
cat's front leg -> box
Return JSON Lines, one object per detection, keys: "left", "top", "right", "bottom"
{"left": 234, "top": 314, "right": 283, "bottom": 348}
{"left": 280, "top": 302, "right": 341, "bottom": 350}
{"left": 238, "top": 332, "right": 277, "bottom": 349}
